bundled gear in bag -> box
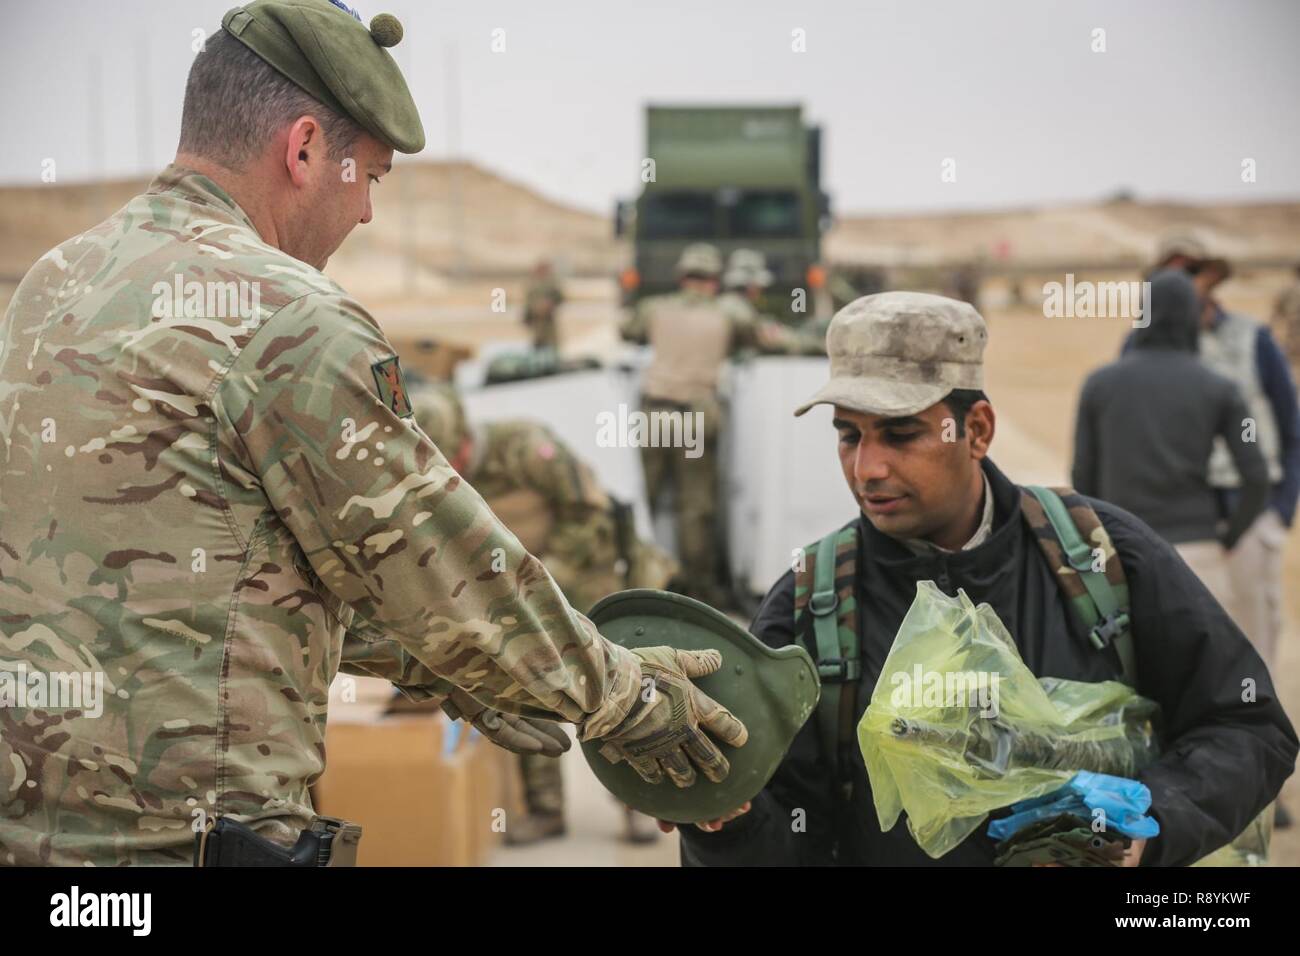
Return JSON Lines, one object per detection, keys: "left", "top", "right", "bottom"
{"left": 988, "top": 770, "right": 1159, "bottom": 866}
{"left": 856, "top": 580, "right": 1160, "bottom": 858}
{"left": 992, "top": 814, "right": 1129, "bottom": 867}
{"left": 988, "top": 770, "right": 1160, "bottom": 842}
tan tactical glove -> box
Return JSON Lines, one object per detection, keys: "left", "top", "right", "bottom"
{"left": 441, "top": 686, "right": 572, "bottom": 757}
{"left": 594, "top": 647, "right": 748, "bottom": 787}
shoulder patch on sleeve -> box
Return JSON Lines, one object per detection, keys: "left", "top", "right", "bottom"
{"left": 371, "top": 356, "right": 414, "bottom": 419}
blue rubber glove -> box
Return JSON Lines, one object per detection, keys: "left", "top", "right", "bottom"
{"left": 988, "top": 770, "right": 1160, "bottom": 841}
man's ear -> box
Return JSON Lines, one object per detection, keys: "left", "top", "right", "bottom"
{"left": 283, "top": 115, "right": 323, "bottom": 188}
{"left": 966, "top": 400, "right": 995, "bottom": 460}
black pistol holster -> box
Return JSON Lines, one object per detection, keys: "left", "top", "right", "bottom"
{"left": 194, "top": 815, "right": 362, "bottom": 867}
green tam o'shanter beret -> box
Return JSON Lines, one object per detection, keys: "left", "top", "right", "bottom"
{"left": 221, "top": 0, "right": 425, "bottom": 153}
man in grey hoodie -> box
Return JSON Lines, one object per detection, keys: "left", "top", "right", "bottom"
{"left": 1073, "top": 269, "right": 1270, "bottom": 616}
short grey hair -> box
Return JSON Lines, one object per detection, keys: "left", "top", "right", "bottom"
{"left": 178, "top": 29, "right": 364, "bottom": 170}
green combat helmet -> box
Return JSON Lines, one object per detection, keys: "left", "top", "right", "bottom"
{"left": 675, "top": 243, "right": 724, "bottom": 278}
{"left": 723, "top": 248, "right": 774, "bottom": 290}
{"left": 580, "top": 589, "right": 820, "bottom": 823}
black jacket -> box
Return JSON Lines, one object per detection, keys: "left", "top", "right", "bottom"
{"left": 1072, "top": 269, "right": 1269, "bottom": 548}
{"left": 680, "top": 459, "right": 1296, "bottom": 866}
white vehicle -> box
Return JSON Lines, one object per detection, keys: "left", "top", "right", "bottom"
{"left": 460, "top": 348, "right": 844, "bottom": 604}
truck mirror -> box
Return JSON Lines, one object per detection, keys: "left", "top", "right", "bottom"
{"left": 614, "top": 200, "right": 636, "bottom": 238}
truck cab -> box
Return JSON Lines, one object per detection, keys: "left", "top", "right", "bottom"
{"left": 617, "top": 105, "right": 831, "bottom": 319}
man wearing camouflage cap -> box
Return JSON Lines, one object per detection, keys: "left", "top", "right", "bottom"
{"left": 671, "top": 292, "right": 1295, "bottom": 865}
{"left": 620, "top": 243, "right": 791, "bottom": 607}
{"left": 0, "top": 0, "right": 745, "bottom": 867}
{"left": 409, "top": 381, "right": 678, "bottom": 845}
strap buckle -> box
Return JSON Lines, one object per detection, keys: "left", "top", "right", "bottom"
{"left": 1088, "top": 612, "right": 1130, "bottom": 650}
{"left": 808, "top": 590, "right": 838, "bottom": 617}
{"left": 817, "top": 658, "right": 861, "bottom": 682}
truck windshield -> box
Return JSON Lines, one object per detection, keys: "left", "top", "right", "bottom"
{"left": 728, "top": 191, "right": 801, "bottom": 238}
{"left": 641, "top": 193, "right": 716, "bottom": 239}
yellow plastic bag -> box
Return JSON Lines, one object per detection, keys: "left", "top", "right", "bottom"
{"left": 858, "top": 581, "right": 1160, "bottom": 858}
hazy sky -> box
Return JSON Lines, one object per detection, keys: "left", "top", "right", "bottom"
{"left": 2, "top": 0, "right": 1297, "bottom": 214}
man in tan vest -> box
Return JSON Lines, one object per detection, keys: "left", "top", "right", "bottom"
{"left": 620, "top": 243, "right": 778, "bottom": 608}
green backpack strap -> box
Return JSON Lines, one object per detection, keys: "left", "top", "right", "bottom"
{"left": 1021, "top": 485, "right": 1137, "bottom": 687}
{"left": 793, "top": 522, "right": 860, "bottom": 800}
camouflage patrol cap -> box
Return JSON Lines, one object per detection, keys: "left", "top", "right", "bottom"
{"left": 675, "top": 243, "right": 724, "bottom": 278}
{"left": 794, "top": 291, "right": 987, "bottom": 418}
{"left": 579, "top": 589, "right": 820, "bottom": 824}
{"left": 723, "top": 248, "right": 774, "bottom": 289}
{"left": 221, "top": 0, "right": 425, "bottom": 153}
{"left": 409, "top": 382, "right": 469, "bottom": 457}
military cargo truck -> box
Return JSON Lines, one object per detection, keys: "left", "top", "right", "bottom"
{"left": 616, "top": 105, "right": 831, "bottom": 318}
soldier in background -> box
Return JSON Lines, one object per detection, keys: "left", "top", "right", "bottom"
{"left": 1075, "top": 269, "right": 1269, "bottom": 617}
{"left": 1124, "top": 244, "right": 1300, "bottom": 680}
{"left": 411, "top": 383, "right": 678, "bottom": 845}
{"left": 949, "top": 261, "right": 981, "bottom": 311}
{"left": 619, "top": 243, "right": 780, "bottom": 608}
{"left": 720, "top": 248, "right": 826, "bottom": 355}
{"left": 523, "top": 260, "right": 564, "bottom": 352}
{"left": 718, "top": 248, "right": 776, "bottom": 323}
{"left": 1124, "top": 239, "right": 1300, "bottom": 831}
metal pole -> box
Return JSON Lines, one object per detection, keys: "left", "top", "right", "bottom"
{"left": 135, "top": 37, "right": 153, "bottom": 173}
{"left": 88, "top": 53, "right": 106, "bottom": 214}
{"left": 445, "top": 39, "right": 464, "bottom": 279}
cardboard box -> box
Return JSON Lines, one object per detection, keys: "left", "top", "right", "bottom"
{"left": 315, "top": 714, "right": 509, "bottom": 866}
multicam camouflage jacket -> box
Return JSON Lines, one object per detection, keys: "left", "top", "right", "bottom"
{"left": 0, "top": 165, "right": 641, "bottom": 866}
